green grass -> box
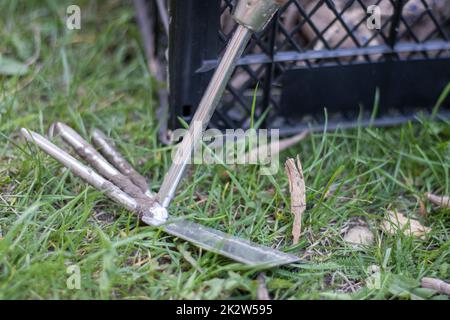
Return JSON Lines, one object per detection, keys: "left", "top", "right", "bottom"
{"left": 0, "top": 0, "right": 449, "bottom": 300}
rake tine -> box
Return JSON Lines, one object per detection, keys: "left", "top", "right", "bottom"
{"left": 51, "top": 122, "right": 152, "bottom": 204}
{"left": 91, "top": 128, "right": 151, "bottom": 197}
{"left": 20, "top": 128, "right": 167, "bottom": 223}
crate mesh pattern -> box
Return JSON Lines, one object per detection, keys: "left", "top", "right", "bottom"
{"left": 169, "top": 0, "right": 450, "bottom": 133}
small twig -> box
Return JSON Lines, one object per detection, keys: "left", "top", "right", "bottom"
{"left": 257, "top": 273, "right": 271, "bottom": 300}
{"left": 421, "top": 277, "right": 450, "bottom": 296}
{"left": 133, "top": 0, "right": 170, "bottom": 145}
{"left": 246, "top": 130, "right": 309, "bottom": 162}
{"left": 156, "top": 0, "right": 169, "bottom": 37}
{"left": 425, "top": 192, "right": 450, "bottom": 209}
{"left": 133, "top": 0, "right": 160, "bottom": 77}
{"left": 285, "top": 155, "right": 306, "bottom": 245}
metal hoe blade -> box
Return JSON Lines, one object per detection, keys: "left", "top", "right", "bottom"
{"left": 161, "top": 220, "right": 299, "bottom": 267}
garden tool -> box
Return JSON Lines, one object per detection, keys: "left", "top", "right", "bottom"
{"left": 158, "top": 0, "right": 288, "bottom": 208}
{"left": 21, "top": 123, "right": 298, "bottom": 267}
{"left": 20, "top": 0, "right": 298, "bottom": 267}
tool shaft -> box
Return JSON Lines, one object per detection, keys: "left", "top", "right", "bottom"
{"left": 233, "top": 0, "right": 287, "bottom": 32}
{"left": 158, "top": 25, "right": 252, "bottom": 207}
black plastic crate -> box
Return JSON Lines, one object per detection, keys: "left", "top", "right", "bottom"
{"left": 167, "top": 0, "right": 450, "bottom": 135}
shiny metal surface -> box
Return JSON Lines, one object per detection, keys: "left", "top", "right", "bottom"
{"left": 161, "top": 219, "right": 300, "bottom": 267}
{"left": 233, "top": 0, "right": 286, "bottom": 32}
{"left": 21, "top": 129, "right": 140, "bottom": 213}
{"left": 158, "top": 24, "right": 252, "bottom": 208}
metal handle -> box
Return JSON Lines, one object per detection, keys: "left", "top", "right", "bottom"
{"left": 233, "top": 0, "right": 287, "bottom": 32}
{"left": 158, "top": 0, "right": 285, "bottom": 208}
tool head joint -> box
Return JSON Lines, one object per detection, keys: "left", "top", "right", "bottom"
{"left": 233, "top": 0, "right": 286, "bottom": 32}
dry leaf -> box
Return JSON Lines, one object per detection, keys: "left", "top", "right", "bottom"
{"left": 381, "top": 210, "right": 431, "bottom": 240}
{"left": 421, "top": 277, "right": 450, "bottom": 296}
{"left": 343, "top": 226, "right": 375, "bottom": 246}
{"left": 425, "top": 192, "right": 450, "bottom": 209}
{"left": 285, "top": 155, "right": 306, "bottom": 245}
{"left": 256, "top": 273, "right": 271, "bottom": 300}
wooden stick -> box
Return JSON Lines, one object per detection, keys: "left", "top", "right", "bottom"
{"left": 285, "top": 155, "right": 306, "bottom": 245}
{"left": 425, "top": 192, "right": 450, "bottom": 209}
{"left": 421, "top": 277, "right": 450, "bottom": 296}
{"left": 257, "top": 273, "right": 271, "bottom": 300}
